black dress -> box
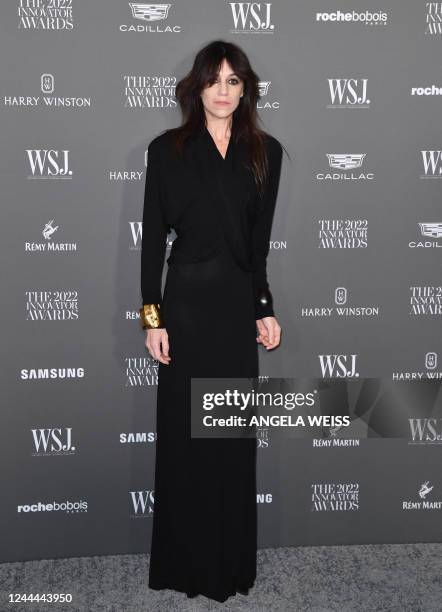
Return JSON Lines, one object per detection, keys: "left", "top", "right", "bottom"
{"left": 140, "top": 124, "right": 283, "bottom": 603}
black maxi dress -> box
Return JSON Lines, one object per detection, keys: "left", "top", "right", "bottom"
{"left": 140, "top": 124, "right": 283, "bottom": 603}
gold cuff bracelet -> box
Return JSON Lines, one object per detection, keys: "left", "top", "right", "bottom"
{"left": 139, "top": 304, "right": 163, "bottom": 329}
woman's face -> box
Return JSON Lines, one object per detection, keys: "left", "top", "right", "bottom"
{"left": 200, "top": 59, "right": 244, "bottom": 122}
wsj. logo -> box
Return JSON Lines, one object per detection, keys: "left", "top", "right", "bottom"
{"left": 31, "top": 428, "right": 75, "bottom": 455}
{"left": 409, "top": 418, "right": 442, "bottom": 444}
{"left": 130, "top": 490, "right": 154, "bottom": 516}
{"left": 129, "top": 221, "right": 143, "bottom": 249}
{"left": 26, "top": 149, "right": 72, "bottom": 178}
{"left": 327, "top": 78, "right": 370, "bottom": 107}
{"left": 129, "top": 221, "right": 173, "bottom": 251}
{"left": 420, "top": 150, "right": 442, "bottom": 177}
{"left": 318, "top": 354, "right": 359, "bottom": 378}
{"left": 229, "top": 2, "right": 274, "bottom": 33}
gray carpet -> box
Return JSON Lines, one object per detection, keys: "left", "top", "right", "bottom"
{"left": 1, "top": 543, "right": 441, "bottom": 611}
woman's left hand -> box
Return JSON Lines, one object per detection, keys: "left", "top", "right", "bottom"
{"left": 256, "top": 316, "right": 281, "bottom": 350}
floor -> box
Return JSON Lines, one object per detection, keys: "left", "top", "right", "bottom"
{"left": 1, "top": 543, "right": 441, "bottom": 611}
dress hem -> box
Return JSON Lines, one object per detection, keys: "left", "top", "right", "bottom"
{"left": 148, "top": 577, "right": 256, "bottom": 603}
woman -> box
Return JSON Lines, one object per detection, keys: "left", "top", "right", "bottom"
{"left": 140, "top": 39, "right": 284, "bottom": 603}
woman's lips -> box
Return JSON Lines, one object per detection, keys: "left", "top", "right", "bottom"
{"left": 214, "top": 101, "right": 230, "bottom": 105}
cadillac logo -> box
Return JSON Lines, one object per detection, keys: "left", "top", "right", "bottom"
{"left": 129, "top": 3, "right": 171, "bottom": 21}
{"left": 326, "top": 154, "right": 366, "bottom": 170}
{"left": 419, "top": 222, "right": 442, "bottom": 238}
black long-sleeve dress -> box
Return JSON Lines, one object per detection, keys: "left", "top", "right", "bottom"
{"left": 140, "top": 123, "right": 283, "bottom": 603}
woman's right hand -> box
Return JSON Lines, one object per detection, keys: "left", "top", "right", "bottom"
{"left": 145, "top": 328, "right": 171, "bottom": 365}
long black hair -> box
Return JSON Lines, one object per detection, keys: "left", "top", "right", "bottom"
{"left": 168, "top": 39, "right": 274, "bottom": 196}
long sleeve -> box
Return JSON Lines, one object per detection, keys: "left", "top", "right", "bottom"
{"left": 140, "top": 140, "right": 169, "bottom": 306}
{"left": 251, "top": 138, "right": 283, "bottom": 319}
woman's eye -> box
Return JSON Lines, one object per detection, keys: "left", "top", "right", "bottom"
{"left": 208, "top": 78, "right": 240, "bottom": 86}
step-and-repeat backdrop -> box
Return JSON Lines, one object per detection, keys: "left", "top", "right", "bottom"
{"left": 1, "top": 1, "right": 441, "bottom": 563}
